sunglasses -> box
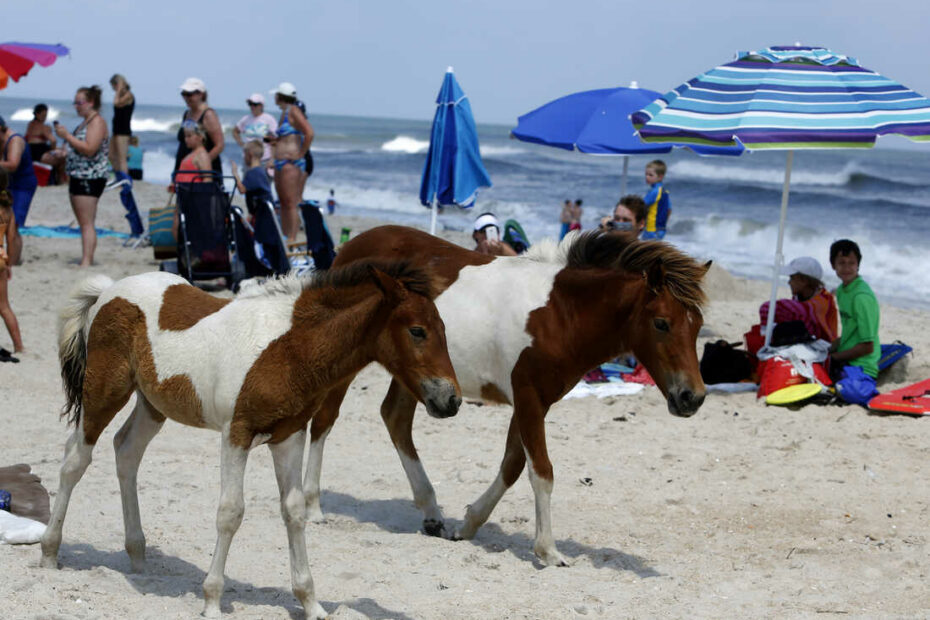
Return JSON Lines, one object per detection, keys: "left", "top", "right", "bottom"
{"left": 181, "top": 90, "right": 201, "bottom": 97}
{"left": 247, "top": 101, "right": 261, "bottom": 106}
{"left": 72, "top": 100, "right": 88, "bottom": 106}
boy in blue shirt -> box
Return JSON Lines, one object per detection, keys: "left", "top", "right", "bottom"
{"left": 231, "top": 141, "right": 273, "bottom": 215}
{"left": 829, "top": 239, "right": 880, "bottom": 405}
{"left": 641, "top": 159, "right": 670, "bottom": 240}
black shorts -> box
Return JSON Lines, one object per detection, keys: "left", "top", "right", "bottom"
{"left": 129, "top": 169, "right": 143, "bottom": 181}
{"left": 69, "top": 177, "right": 107, "bottom": 198}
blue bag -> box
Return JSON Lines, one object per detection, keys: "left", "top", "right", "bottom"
{"left": 835, "top": 365, "right": 878, "bottom": 406}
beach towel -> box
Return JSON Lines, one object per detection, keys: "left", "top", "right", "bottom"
{"left": 0, "top": 464, "right": 50, "bottom": 524}
{"left": 20, "top": 225, "right": 128, "bottom": 239}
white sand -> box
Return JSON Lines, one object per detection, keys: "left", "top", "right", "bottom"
{"left": 1, "top": 182, "right": 928, "bottom": 619}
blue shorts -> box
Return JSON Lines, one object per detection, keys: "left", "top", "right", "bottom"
{"left": 641, "top": 230, "right": 666, "bottom": 240}
{"left": 11, "top": 184, "right": 37, "bottom": 227}
{"left": 835, "top": 365, "right": 877, "bottom": 406}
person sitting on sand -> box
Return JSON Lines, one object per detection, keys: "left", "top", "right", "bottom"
{"left": 829, "top": 239, "right": 880, "bottom": 405}
{"left": 599, "top": 195, "right": 646, "bottom": 237}
{"left": 0, "top": 169, "right": 24, "bottom": 356}
{"left": 783, "top": 256, "right": 838, "bottom": 342}
{"left": 473, "top": 212, "right": 517, "bottom": 256}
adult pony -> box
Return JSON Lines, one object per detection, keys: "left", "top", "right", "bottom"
{"left": 305, "top": 226, "right": 710, "bottom": 567}
{"left": 40, "top": 263, "right": 461, "bottom": 618}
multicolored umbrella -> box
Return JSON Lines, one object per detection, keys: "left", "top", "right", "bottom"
{"left": 420, "top": 67, "right": 492, "bottom": 235}
{"left": 511, "top": 83, "right": 742, "bottom": 194}
{"left": 632, "top": 45, "right": 930, "bottom": 346}
{"left": 0, "top": 42, "right": 69, "bottom": 90}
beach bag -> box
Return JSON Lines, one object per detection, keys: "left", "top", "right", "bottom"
{"left": 149, "top": 198, "right": 176, "bottom": 260}
{"left": 757, "top": 357, "right": 831, "bottom": 398}
{"left": 835, "top": 365, "right": 878, "bottom": 406}
{"left": 700, "top": 340, "right": 755, "bottom": 384}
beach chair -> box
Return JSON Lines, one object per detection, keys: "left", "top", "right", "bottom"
{"left": 160, "top": 171, "right": 246, "bottom": 290}
{"left": 298, "top": 200, "right": 336, "bottom": 270}
{"left": 242, "top": 196, "right": 292, "bottom": 276}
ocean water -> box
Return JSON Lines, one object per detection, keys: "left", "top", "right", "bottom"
{"left": 2, "top": 95, "right": 928, "bottom": 308}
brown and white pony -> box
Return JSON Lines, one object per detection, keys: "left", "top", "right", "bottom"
{"left": 40, "top": 263, "right": 461, "bottom": 618}
{"left": 305, "top": 226, "right": 710, "bottom": 567}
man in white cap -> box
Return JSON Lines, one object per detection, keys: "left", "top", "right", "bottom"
{"left": 472, "top": 212, "right": 517, "bottom": 256}
{"left": 232, "top": 93, "right": 277, "bottom": 163}
{"left": 782, "top": 255, "right": 838, "bottom": 341}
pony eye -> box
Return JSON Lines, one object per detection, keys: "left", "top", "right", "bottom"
{"left": 409, "top": 326, "right": 427, "bottom": 339}
{"left": 653, "top": 318, "right": 670, "bottom": 333}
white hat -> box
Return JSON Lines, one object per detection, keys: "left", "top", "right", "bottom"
{"left": 179, "top": 77, "right": 206, "bottom": 93}
{"left": 246, "top": 93, "right": 265, "bottom": 105}
{"left": 782, "top": 256, "right": 823, "bottom": 281}
{"left": 270, "top": 82, "right": 298, "bottom": 98}
{"left": 473, "top": 212, "right": 500, "bottom": 232}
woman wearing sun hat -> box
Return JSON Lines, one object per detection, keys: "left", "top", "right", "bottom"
{"left": 266, "top": 82, "right": 313, "bottom": 242}
{"left": 173, "top": 77, "right": 224, "bottom": 184}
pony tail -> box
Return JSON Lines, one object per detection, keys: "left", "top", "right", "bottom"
{"left": 58, "top": 274, "right": 114, "bottom": 425}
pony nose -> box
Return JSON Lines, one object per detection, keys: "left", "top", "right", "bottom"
{"left": 670, "top": 388, "right": 704, "bottom": 417}
{"left": 421, "top": 378, "right": 461, "bottom": 419}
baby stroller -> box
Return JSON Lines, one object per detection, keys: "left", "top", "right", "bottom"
{"left": 160, "top": 171, "right": 246, "bottom": 290}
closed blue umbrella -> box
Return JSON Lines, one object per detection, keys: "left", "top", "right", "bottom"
{"left": 633, "top": 45, "right": 930, "bottom": 346}
{"left": 420, "top": 67, "right": 492, "bottom": 234}
{"left": 511, "top": 83, "right": 741, "bottom": 194}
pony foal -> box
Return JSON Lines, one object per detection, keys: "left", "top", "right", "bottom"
{"left": 40, "top": 263, "right": 461, "bottom": 618}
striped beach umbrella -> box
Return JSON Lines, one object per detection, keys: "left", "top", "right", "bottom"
{"left": 632, "top": 45, "right": 930, "bottom": 346}
{"left": 0, "top": 42, "right": 69, "bottom": 90}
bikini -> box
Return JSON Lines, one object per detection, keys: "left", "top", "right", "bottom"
{"left": 274, "top": 107, "right": 306, "bottom": 172}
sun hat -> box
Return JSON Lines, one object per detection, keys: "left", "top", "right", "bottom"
{"left": 473, "top": 212, "right": 500, "bottom": 232}
{"left": 782, "top": 256, "right": 823, "bottom": 281}
{"left": 270, "top": 82, "right": 298, "bottom": 98}
{"left": 246, "top": 93, "right": 265, "bottom": 105}
{"left": 179, "top": 77, "right": 206, "bottom": 93}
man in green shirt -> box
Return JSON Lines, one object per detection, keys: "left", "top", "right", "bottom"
{"left": 829, "top": 239, "right": 880, "bottom": 405}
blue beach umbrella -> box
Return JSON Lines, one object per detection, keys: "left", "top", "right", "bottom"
{"left": 633, "top": 45, "right": 930, "bottom": 346}
{"left": 511, "top": 82, "right": 742, "bottom": 194}
{"left": 419, "top": 67, "right": 492, "bottom": 235}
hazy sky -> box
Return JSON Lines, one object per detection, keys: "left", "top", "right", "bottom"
{"left": 4, "top": 0, "right": 930, "bottom": 124}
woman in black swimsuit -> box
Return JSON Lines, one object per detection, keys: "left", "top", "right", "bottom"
{"left": 108, "top": 74, "right": 144, "bottom": 237}
{"left": 173, "top": 77, "right": 224, "bottom": 186}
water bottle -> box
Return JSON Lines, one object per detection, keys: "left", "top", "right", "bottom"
{"left": 0, "top": 489, "right": 11, "bottom": 511}
{"left": 340, "top": 227, "right": 351, "bottom": 244}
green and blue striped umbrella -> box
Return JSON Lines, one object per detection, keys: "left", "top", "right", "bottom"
{"left": 633, "top": 46, "right": 930, "bottom": 347}
{"left": 632, "top": 45, "right": 930, "bottom": 149}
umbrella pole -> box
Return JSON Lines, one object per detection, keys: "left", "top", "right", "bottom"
{"left": 620, "top": 156, "right": 629, "bottom": 196}
{"left": 430, "top": 200, "right": 438, "bottom": 235}
{"left": 763, "top": 150, "right": 794, "bottom": 348}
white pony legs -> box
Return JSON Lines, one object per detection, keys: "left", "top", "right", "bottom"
{"left": 303, "top": 427, "right": 330, "bottom": 522}
{"left": 398, "top": 452, "right": 445, "bottom": 532}
{"left": 202, "top": 436, "right": 249, "bottom": 618}
{"left": 270, "top": 430, "right": 326, "bottom": 620}
{"left": 113, "top": 395, "right": 165, "bottom": 572}
{"left": 524, "top": 450, "right": 568, "bottom": 567}
{"left": 455, "top": 471, "right": 508, "bottom": 541}
{"left": 40, "top": 419, "right": 95, "bottom": 568}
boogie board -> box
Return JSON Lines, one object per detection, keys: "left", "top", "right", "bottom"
{"left": 868, "top": 378, "right": 930, "bottom": 415}
{"left": 766, "top": 383, "right": 824, "bottom": 406}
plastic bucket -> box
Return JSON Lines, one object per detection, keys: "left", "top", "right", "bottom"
{"left": 33, "top": 162, "right": 52, "bottom": 187}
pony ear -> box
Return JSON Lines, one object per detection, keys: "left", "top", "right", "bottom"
{"left": 644, "top": 259, "right": 666, "bottom": 292}
{"left": 702, "top": 260, "right": 713, "bottom": 274}
{"left": 368, "top": 265, "right": 407, "bottom": 305}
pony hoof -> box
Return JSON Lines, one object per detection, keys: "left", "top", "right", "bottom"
{"left": 309, "top": 602, "right": 327, "bottom": 619}
{"left": 39, "top": 555, "right": 59, "bottom": 569}
{"left": 423, "top": 519, "right": 445, "bottom": 537}
{"left": 536, "top": 549, "right": 570, "bottom": 567}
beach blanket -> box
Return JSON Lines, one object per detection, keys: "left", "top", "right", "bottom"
{"left": 564, "top": 381, "right": 644, "bottom": 400}
{"left": 20, "top": 225, "right": 129, "bottom": 239}
{"left": 0, "top": 464, "right": 50, "bottom": 524}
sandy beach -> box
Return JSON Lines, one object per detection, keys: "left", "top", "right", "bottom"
{"left": 0, "top": 181, "right": 928, "bottom": 619}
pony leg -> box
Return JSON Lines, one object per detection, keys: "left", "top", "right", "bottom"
{"left": 113, "top": 393, "right": 165, "bottom": 572}
{"left": 269, "top": 430, "right": 326, "bottom": 620}
{"left": 455, "top": 413, "right": 525, "bottom": 541}
{"left": 380, "top": 379, "right": 445, "bottom": 536}
{"left": 40, "top": 418, "right": 96, "bottom": 568}
{"left": 304, "top": 378, "right": 352, "bottom": 521}
{"left": 202, "top": 436, "right": 249, "bottom": 618}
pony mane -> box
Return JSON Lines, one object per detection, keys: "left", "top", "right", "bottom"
{"left": 523, "top": 236, "right": 567, "bottom": 264}
{"left": 237, "top": 261, "right": 436, "bottom": 300}
{"left": 565, "top": 231, "right": 707, "bottom": 310}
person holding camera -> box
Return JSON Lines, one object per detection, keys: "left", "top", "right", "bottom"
{"left": 599, "top": 195, "right": 646, "bottom": 237}
{"left": 473, "top": 212, "right": 517, "bottom": 256}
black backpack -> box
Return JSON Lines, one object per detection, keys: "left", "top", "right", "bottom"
{"left": 699, "top": 340, "right": 755, "bottom": 384}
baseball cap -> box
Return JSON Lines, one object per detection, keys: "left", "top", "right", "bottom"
{"left": 473, "top": 212, "right": 500, "bottom": 232}
{"left": 782, "top": 256, "right": 823, "bottom": 281}
{"left": 179, "top": 77, "right": 206, "bottom": 93}
{"left": 246, "top": 93, "right": 265, "bottom": 105}
{"left": 270, "top": 82, "right": 297, "bottom": 98}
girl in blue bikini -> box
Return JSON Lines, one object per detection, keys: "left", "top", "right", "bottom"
{"left": 266, "top": 82, "right": 314, "bottom": 242}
